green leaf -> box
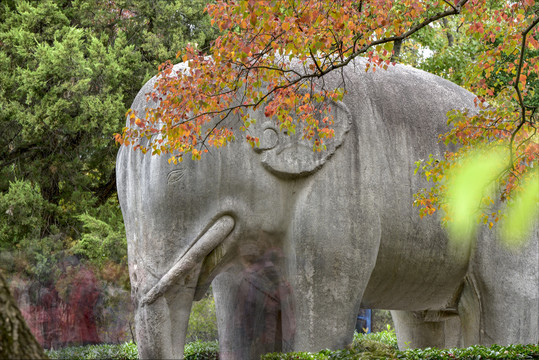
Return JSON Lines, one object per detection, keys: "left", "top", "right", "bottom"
{"left": 501, "top": 169, "right": 539, "bottom": 247}
{"left": 444, "top": 146, "right": 508, "bottom": 242}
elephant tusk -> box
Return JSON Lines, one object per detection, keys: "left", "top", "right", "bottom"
{"left": 141, "top": 215, "right": 235, "bottom": 306}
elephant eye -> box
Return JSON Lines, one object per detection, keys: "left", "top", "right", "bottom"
{"left": 167, "top": 169, "right": 185, "bottom": 185}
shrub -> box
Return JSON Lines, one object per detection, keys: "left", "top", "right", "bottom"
{"left": 45, "top": 340, "right": 221, "bottom": 360}
{"left": 46, "top": 341, "right": 138, "bottom": 360}
{"left": 262, "top": 329, "right": 539, "bottom": 360}
{"left": 184, "top": 340, "right": 220, "bottom": 360}
{"left": 354, "top": 326, "right": 398, "bottom": 350}
{"left": 262, "top": 346, "right": 396, "bottom": 360}
{"left": 262, "top": 351, "right": 329, "bottom": 359}
{"left": 399, "top": 343, "right": 539, "bottom": 359}
{"left": 45, "top": 336, "right": 539, "bottom": 360}
{"left": 186, "top": 291, "right": 219, "bottom": 342}
{"left": 262, "top": 331, "right": 398, "bottom": 360}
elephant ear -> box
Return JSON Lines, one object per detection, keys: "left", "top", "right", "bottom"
{"left": 254, "top": 100, "right": 351, "bottom": 178}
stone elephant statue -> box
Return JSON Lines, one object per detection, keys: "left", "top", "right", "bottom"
{"left": 116, "top": 59, "right": 539, "bottom": 359}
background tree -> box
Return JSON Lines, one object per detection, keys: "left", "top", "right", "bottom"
{"left": 0, "top": 0, "right": 216, "bottom": 348}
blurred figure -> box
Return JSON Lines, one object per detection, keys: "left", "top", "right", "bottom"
{"left": 356, "top": 309, "right": 372, "bottom": 334}
{"left": 233, "top": 235, "right": 295, "bottom": 359}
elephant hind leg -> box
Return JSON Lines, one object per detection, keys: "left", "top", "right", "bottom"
{"left": 391, "top": 310, "right": 463, "bottom": 349}
{"left": 459, "top": 260, "right": 539, "bottom": 345}
{"left": 459, "top": 225, "right": 539, "bottom": 347}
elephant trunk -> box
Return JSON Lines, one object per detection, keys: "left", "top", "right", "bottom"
{"left": 137, "top": 215, "right": 235, "bottom": 359}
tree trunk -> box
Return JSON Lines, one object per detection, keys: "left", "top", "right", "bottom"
{"left": 0, "top": 272, "right": 48, "bottom": 359}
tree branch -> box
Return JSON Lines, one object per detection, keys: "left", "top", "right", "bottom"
{"left": 509, "top": 15, "right": 539, "bottom": 169}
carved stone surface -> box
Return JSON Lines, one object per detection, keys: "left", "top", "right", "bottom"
{"left": 116, "top": 59, "right": 539, "bottom": 359}
{"left": 254, "top": 99, "right": 352, "bottom": 178}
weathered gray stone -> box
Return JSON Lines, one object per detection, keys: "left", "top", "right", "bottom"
{"left": 116, "top": 59, "right": 539, "bottom": 359}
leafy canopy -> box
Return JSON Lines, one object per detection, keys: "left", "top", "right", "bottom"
{"left": 117, "top": 0, "right": 471, "bottom": 161}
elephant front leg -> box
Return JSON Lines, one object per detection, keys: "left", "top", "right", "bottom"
{"left": 135, "top": 268, "right": 199, "bottom": 360}
{"left": 131, "top": 215, "right": 235, "bottom": 359}
{"left": 460, "top": 224, "right": 539, "bottom": 346}
{"left": 290, "top": 248, "right": 376, "bottom": 352}
{"left": 287, "top": 179, "right": 381, "bottom": 352}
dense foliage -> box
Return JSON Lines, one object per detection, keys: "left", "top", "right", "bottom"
{"left": 0, "top": 0, "right": 216, "bottom": 347}
{"left": 0, "top": 0, "right": 215, "bottom": 267}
